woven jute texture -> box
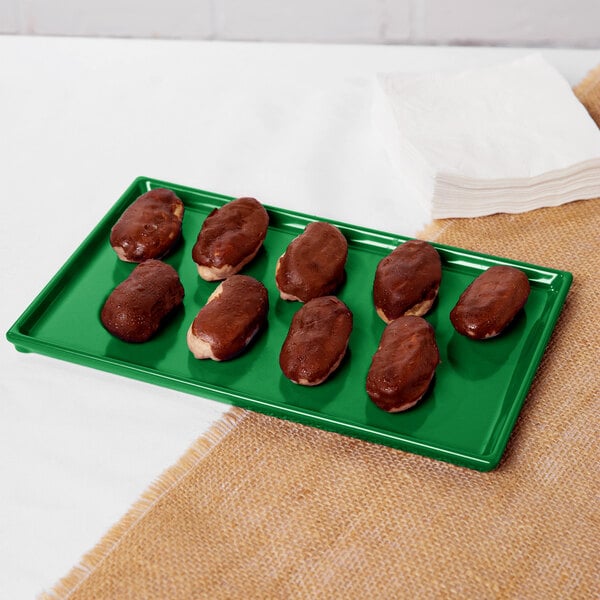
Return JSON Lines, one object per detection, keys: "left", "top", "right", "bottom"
{"left": 45, "top": 73, "right": 600, "bottom": 600}
{"left": 574, "top": 62, "right": 600, "bottom": 124}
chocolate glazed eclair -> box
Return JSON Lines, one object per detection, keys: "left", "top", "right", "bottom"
{"left": 187, "top": 275, "right": 269, "bottom": 361}
{"left": 275, "top": 221, "right": 348, "bottom": 302}
{"left": 192, "top": 197, "right": 269, "bottom": 281}
{"left": 450, "top": 265, "right": 530, "bottom": 339}
{"left": 110, "top": 188, "right": 184, "bottom": 262}
{"left": 101, "top": 259, "right": 185, "bottom": 342}
{"left": 373, "top": 239, "right": 442, "bottom": 323}
{"left": 366, "top": 316, "right": 440, "bottom": 413}
{"left": 280, "top": 296, "right": 353, "bottom": 386}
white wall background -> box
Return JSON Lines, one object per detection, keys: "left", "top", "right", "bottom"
{"left": 1, "top": 0, "right": 599, "bottom": 47}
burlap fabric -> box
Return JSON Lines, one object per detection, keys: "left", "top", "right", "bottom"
{"left": 44, "top": 71, "right": 600, "bottom": 600}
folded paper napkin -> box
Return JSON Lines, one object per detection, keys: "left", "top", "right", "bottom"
{"left": 373, "top": 53, "right": 600, "bottom": 218}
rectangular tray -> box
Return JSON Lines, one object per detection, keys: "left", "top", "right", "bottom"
{"left": 6, "top": 177, "right": 572, "bottom": 471}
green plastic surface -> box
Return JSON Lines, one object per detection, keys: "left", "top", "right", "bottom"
{"left": 6, "top": 177, "right": 572, "bottom": 471}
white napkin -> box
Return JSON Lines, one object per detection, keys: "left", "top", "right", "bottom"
{"left": 373, "top": 53, "right": 600, "bottom": 218}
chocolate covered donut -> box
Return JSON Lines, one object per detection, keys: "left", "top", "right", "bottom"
{"left": 192, "top": 197, "right": 269, "bottom": 281}
{"left": 373, "top": 239, "right": 442, "bottom": 323}
{"left": 101, "top": 259, "right": 184, "bottom": 342}
{"left": 110, "top": 188, "right": 184, "bottom": 262}
{"left": 275, "top": 222, "right": 348, "bottom": 302}
{"left": 450, "top": 265, "right": 530, "bottom": 339}
{"left": 187, "top": 275, "right": 269, "bottom": 361}
{"left": 366, "top": 316, "right": 439, "bottom": 413}
{"left": 280, "top": 296, "right": 353, "bottom": 386}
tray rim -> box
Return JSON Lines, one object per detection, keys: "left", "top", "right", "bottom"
{"left": 6, "top": 176, "right": 573, "bottom": 471}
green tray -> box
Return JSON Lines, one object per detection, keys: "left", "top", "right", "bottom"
{"left": 6, "top": 177, "right": 572, "bottom": 471}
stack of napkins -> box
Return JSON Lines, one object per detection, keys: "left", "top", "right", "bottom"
{"left": 373, "top": 54, "right": 600, "bottom": 218}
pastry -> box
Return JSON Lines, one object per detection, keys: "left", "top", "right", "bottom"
{"left": 279, "top": 296, "right": 353, "bottom": 385}
{"left": 187, "top": 275, "right": 269, "bottom": 361}
{"left": 373, "top": 239, "right": 442, "bottom": 323}
{"left": 192, "top": 197, "right": 269, "bottom": 281}
{"left": 110, "top": 188, "right": 184, "bottom": 262}
{"left": 101, "top": 259, "right": 184, "bottom": 342}
{"left": 366, "top": 316, "right": 439, "bottom": 412}
{"left": 450, "top": 265, "right": 530, "bottom": 339}
{"left": 275, "top": 221, "right": 348, "bottom": 302}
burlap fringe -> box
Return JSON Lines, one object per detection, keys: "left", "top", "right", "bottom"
{"left": 39, "top": 406, "right": 249, "bottom": 600}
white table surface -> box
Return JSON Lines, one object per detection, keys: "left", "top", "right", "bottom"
{"left": 2, "top": 34, "right": 599, "bottom": 598}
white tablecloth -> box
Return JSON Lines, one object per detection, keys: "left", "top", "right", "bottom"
{"left": 1, "top": 35, "right": 598, "bottom": 598}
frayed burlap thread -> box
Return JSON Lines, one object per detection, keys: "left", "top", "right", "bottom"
{"left": 43, "top": 70, "right": 600, "bottom": 600}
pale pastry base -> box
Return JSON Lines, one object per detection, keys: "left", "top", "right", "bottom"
{"left": 196, "top": 242, "right": 263, "bottom": 281}
{"left": 275, "top": 256, "right": 304, "bottom": 302}
{"left": 376, "top": 285, "right": 439, "bottom": 324}
{"left": 112, "top": 245, "right": 135, "bottom": 262}
{"left": 187, "top": 283, "right": 261, "bottom": 361}
{"left": 186, "top": 284, "right": 223, "bottom": 360}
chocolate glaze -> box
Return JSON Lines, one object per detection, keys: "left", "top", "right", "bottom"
{"left": 110, "top": 188, "right": 184, "bottom": 262}
{"left": 366, "top": 316, "right": 439, "bottom": 413}
{"left": 190, "top": 275, "right": 268, "bottom": 361}
{"left": 192, "top": 197, "right": 269, "bottom": 272}
{"left": 450, "top": 265, "right": 530, "bottom": 339}
{"left": 101, "top": 259, "right": 184, "bottom": 343}
{"left": 280, "top": 296, "right": 353, "bottom": 385}
{"left": 275, "top": 221, "right": 348, "bottom": 302}
{"left": 373, "top": 239, "right": 441, "bottom": 322}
